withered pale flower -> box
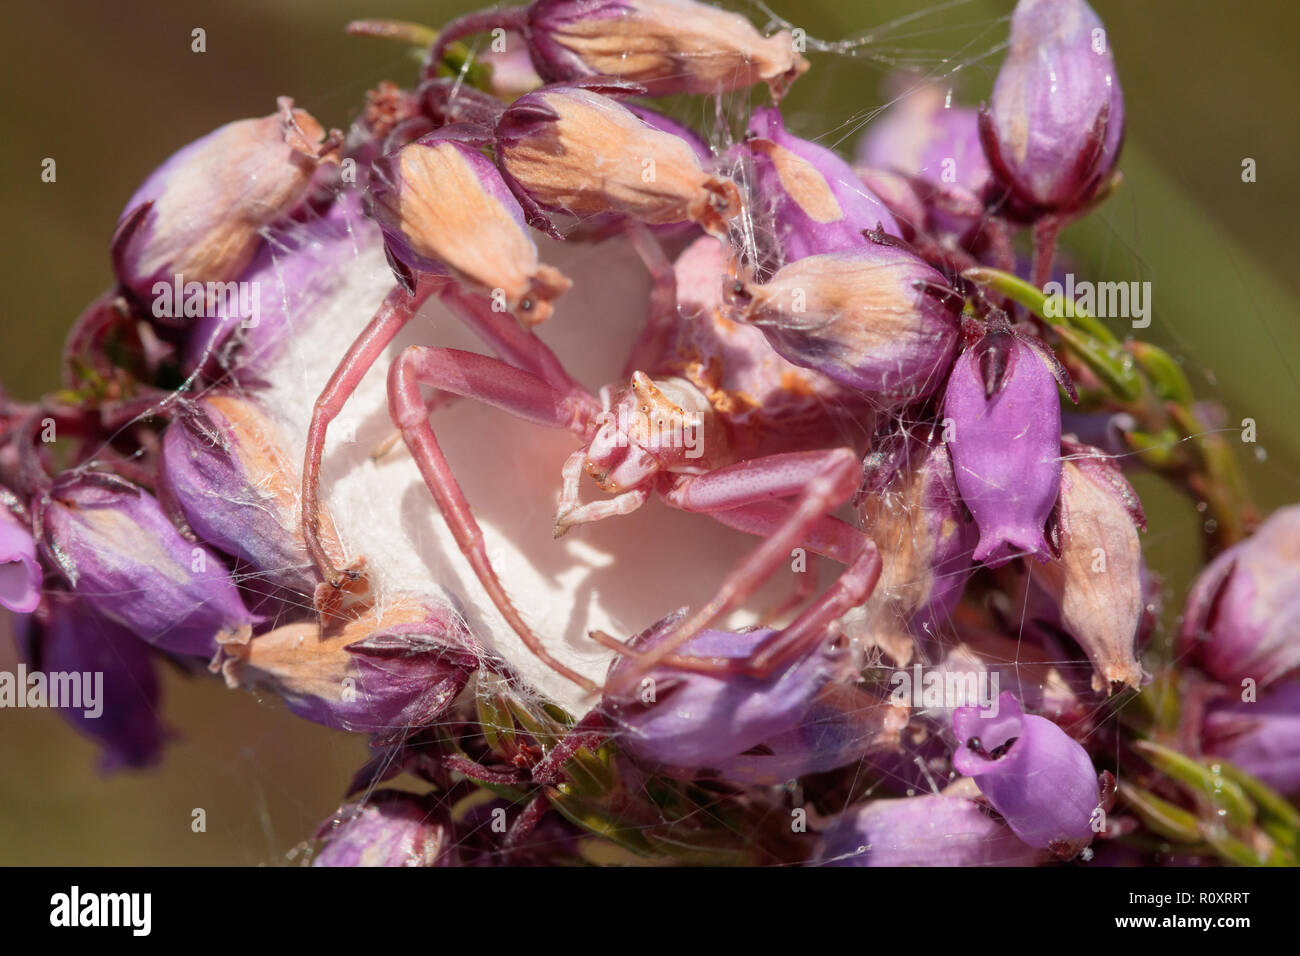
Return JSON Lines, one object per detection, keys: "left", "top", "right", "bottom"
{"left": 496, "top": 85, "right": 741, "bottom": 238}
{"left": 220, "top": 596, "right": 478, "bottom": 739}
{"left": 432, "top": 0, "right": 808, "bottom": 99}
{"left": 742, "top": 106, "right": 899, "bottom": 263}
{"left": 1034, "top": 449, "right": 1147, "bottom": 693}
{"left": 113, "top": 99, "right": 338, "bottom": 312}
{"left": 370, "top": 133, "right": 571, "bottom": 324}
{"left": 730, "top": 241, "right": 960, "bottom": 402}
{"left": 161, "top": 392, "right": 343, "bottom": 598}
{"left": 842, "top": 435, "right": 975, "bottom": 663}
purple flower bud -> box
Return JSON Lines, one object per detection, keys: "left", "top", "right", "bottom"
{"left": 856, "top": 84, "right": 992, "bottom": 238}
{"left": 35, "top": 473, "right": 254, "bottom": 657}
{"left": 742, "top": 107, "right": 899, "bottom": 262}
{"left": 712, "top": 683, "right": 908, "bottom": 786}
{"left": 220, "top": 597, "right": 478, "bottom": 739}
{"left": 370, "top": 134, "right": 571, "bottom": 324}
{"left": 161, "top": 393, "right": 342, "bottom": 597}
{"left": 313, "top": 790, "right": 456, "bottom": 866}
{"left": 953, "top": 691, "right": 1100, "bottom": 858}
{"left": 984, "top": 0, "right": 1124, "bottom": 215}
{"left": 440, "top": 0, "right": 808, "bottom": 99}
{"left": 815, "top": 794, "right": 1045, "bottom": 866}
{"left": 1, "top": 504, "right": 41, "bottom": 613}
{"left": 17, "top": 594, "right": 170, "bottom": 772}
{"left": 1178, "top": 504, "right": 1300, "bottom": 689}
{"left": 943, "top": 327, "right": 1067, "bottom": 566}
{"left": 496, "top": 85, "right": 742, "bottom": 238}
{"left": 603, "top": 619, "right": 844, "bottom": 771}
{"left": 113, "top": 99, "right": 338, "bottom": 311}
{"left": 1202, "top": 682, "right": 1300, "bottom": 796}
{"left": 859, "top": 85, "right": 992, "bottom": 197}
{"left": 730, "top": 242, "right": 960, "bottom": 401}
{"left": 1035, "top": 451, "right": 1147, "bottom": 692}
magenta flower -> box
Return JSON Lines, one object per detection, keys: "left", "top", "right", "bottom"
{"left": 1202, "top": 682, "right": 1300, "bottom": 796}
{"left": 184, "top": 195, "right": 366, "bottom": 379}
{"left": 161, "top": 393, "right": 330, "bottom": 598}
{"left": 16, "top": 594, "right": 169, "bottom": 772}
{"left": 983, "top": 0, "right": 1124, "bottom": 216}
{"left": 952, "top": 691, "right": 1100, "bottom": 858}
{"left": 1179, "top": 504, "right": 1300, "bottom": 689}
{"left": 856, "top": 83, "right": 992, "bottom": 240}
{"left": 35, "top": 472, "right": 254, "bottom": 657}
{"left": 944, "top": 324, "right": 1073, "bottom": 566}
{"left": 815, "top": 794, "right": 1045, "bottom": 866}
{"left": 603, "top": 622, "right": 844, "bottom": 771}
{"left": 0, "top": 504, "right": 41, "bottom": 613}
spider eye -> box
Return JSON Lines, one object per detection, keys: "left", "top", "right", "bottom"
{"left": 519, "top": 297, "right": 534, "bottom": 312}
{"left": 966, "top": 736, "right": 982, "bottom": 752}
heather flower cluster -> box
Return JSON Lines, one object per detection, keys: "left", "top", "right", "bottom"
{"left": 2, "top": 0, "right": 1297, "bottom": 867}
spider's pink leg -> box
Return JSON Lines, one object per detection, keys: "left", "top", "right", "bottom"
{"left": 601, "top": 447, "right": 871, "bottom": 693}
{"left": 303, "top": 282, "right": 439, "bottom": 591}
{"left": 662, "top": 450, "right": 866, "bottom": 564}
{"left": 366, "top": 284, "right": 582, "bottom": 461}
{"left": 621, "top": 224, "right": 679, "bottom": 378}
{"left": 439, "top": 284, "right": 580, "bottom": 393}
{"left": 388, "top": 344, "right": 602, "bottom": 691}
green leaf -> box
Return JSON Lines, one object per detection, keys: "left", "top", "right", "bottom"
{"left": 1117, "top": 782, "right": 1203, "bottom": 843}
{"left": 1133, "top": 740, "right": 1254, "bottom": 828}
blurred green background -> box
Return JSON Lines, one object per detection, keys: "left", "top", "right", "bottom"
{"left": 0, "top": 0, "right": 1297, "bottom": 864}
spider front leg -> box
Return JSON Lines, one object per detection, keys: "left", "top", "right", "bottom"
{"left": 303, "top": 281, "right": 438, "bottom": 597}
{"left": 553, "top": 448, "right": 651, "bottom": 537}
{"left": 600, "top": 447, "right": 874, "bottom": 693}
{"left": 303, "top": 280, "right": 581, "bottom": 600}
{"left": 388, "top": 344, "right": 603, "bottom": 691}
